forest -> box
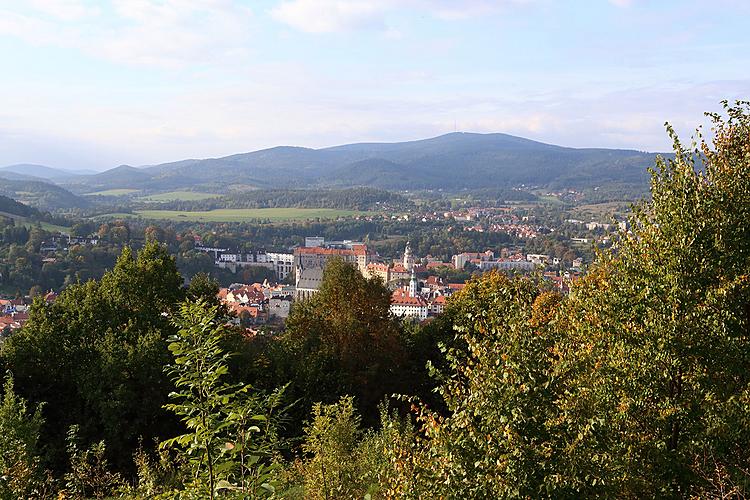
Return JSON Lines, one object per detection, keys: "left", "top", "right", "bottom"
{"left": 0, "top": 102, "right": 748, "bottom": 498}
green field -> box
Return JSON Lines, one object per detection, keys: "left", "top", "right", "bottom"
{"left": 84, "top": 189, "right": 140, "bottom": 196}
{"left": 571, "top": 201, "right": 633, "bottom": 219}
{"left": 0, "top": 212, "right": 70, "bottom": 232}
{"left": 122, "top": 208, "right": 367, "bottom": 222}
{"left": 139, "top": 191, "right": 220, "bottom": 202}
{"left": 89, "top": 213, "right": 137, "bottom": 221}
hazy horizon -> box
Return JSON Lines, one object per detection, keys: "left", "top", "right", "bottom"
{"left": 1, "top": 130, "right": 672, "bottom": 174}
{"left": 2, "top": 0, "right": 748, "bottom": 170}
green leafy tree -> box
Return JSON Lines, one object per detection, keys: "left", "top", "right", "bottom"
{"left": 0, "top": 373, "right": 46, "bottom": 499}
{"left": 279, "top": 259, "right": 407, "bottom": 425}
{"left": 405, "top": 274, "right": 569, "bottom": 498}
{"left": 2, "top": 241, "right": 185, "bottom": 472}
{"left": 62, "top": 425, "right": 124, "bottom": 499}
{"left": 162, "top": 300, "right": 282, "bottom": 498}
{"left": 550, "top": 101, "right": 750, "bottom": 496}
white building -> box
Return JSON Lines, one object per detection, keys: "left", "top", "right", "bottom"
{"left": 268, "top": 296, "right": 292, "bottom": 319}
{"left": 266, "top": 252, "right": 294, "bottom": 280}
{"left": 479, "top": 260, "right": 535, "bottom": 272}
{"left": 526, "top": 254, "right": 551, "bottom": 265}
{"left": 305, "top": 236, "right": 325, "bottom": 248}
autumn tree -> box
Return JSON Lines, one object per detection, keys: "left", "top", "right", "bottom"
{"left": 552, "top": 101, "right": 750, "bottom": 496}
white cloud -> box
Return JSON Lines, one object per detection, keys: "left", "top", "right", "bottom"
{"left": 27, "top": 0, "right": 97, "bottom": 21}
{"left": 270, "top": 0, "right": 387, "bottom": 34}
{"left": 269, "top": 0, "right": 537, "bottom": 34}
{"left": 0, "top": 0, "right": 254, "bottom": 67}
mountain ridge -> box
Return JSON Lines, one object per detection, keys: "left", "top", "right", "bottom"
{"left": 50, "top": 132, "right": 670, "bottom": 194}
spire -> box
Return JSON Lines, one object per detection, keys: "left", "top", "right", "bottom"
{"left": 409, "top": 267, "right": 418, "bottom": 298}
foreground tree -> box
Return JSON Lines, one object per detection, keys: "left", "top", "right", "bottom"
{"left": 0, "top": 373, "right": 47, "bottom": 499}
{"left": 553, "top": 101, "right": 750, "bottom": 496}
{"left": 383, "top": 101, "right": 750, "bottom": 498}
{"left": 1, "top": 241, "right": 185, "bottom": 472}
{"left": 277, "top": 258, "right": 407, "bottom": 425}
{"left": 162, "top": 300, "right": 285, "bottom": 498}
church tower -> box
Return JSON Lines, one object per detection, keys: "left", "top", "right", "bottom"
{"left": 408, "top": 268, "right": 418, "bottom": 298}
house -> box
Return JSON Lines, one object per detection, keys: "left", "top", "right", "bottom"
{"left": 268, "top": 295, "right": 292, "bottom": 319}
{"left": 526, "top": 254, "right": 550, "bottom": 265}
{"left": 390, "top": 288, "right": 429, "bottom": 320}
{"left": 452, "top": 251, "right": 494, "bottom": 269}
{"left": 429, "top": 294, "right": 447, "bottom": 315}
{"left": 479, "top": 260, "right": 535, "bottom": 272}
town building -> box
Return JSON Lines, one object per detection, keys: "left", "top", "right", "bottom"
{"left": 295, "top": 267, "right": 324, "bottom": 301}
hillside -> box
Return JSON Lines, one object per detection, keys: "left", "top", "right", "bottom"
{"left": 58, "top": 132, "right": 666, "bottom": 195}
{"left": 0, "top": 164, "right": 94, "bottom": 179}
{"left": 0, "top": 179, "right": 91, "bottom": 210}
{"left": 0, "top": 193, "right": 40, "bottom": 218}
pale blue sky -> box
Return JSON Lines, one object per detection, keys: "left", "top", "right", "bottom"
{"left": 1, "top": 0, "right": 748, "bottom": 170}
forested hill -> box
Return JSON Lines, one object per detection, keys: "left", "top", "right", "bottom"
{"left": 62, "top": 132, "right": 665, "bottom": 194}
{"left": 0, "top": 179, "right": 90, "bottom": 210}
{"left": 0, "top": 194, "right": 39, "bottom": 218}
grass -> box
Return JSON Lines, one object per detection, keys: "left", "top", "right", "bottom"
{"left": 89, "top": 213, "right": 137, "bottom": 221}
{"left": 28, "top": 221, "right": 71, "bottom": 233}
{"left": 84, "top": 189, "right": 140, "bottom": 196}
{"left": 139, "top": 191, "right": 220, "bottom": 202}
{"left": 130, "top": 208, "right": 367, "bottom": 222}
{"left": 0, "top": 212, "right": 70, "bottom": 233}
{"left": 536, "top": 195, "right": 565, "bottom": 205}
{"left": 571, "top": 201, "right": 633, "bottom": 220}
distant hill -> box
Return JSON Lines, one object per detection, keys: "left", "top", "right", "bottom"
{"left": 0, "top": 164, "right": 95, "bottom": 180}
{"left": 0, "top": 193, "right": 40, "bottom": 218}
{"left": 58, "top": 132, "right": 667, "bottom": 195}
{"left": 0, "top": 179, "right": 91, "bottom": 210}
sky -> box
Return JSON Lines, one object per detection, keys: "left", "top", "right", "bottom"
{"left": 0, "top": 0, "right": 748, "bottom": 171}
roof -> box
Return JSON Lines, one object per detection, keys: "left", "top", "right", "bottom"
{"left": 296, "top": 267, "right": 324, "bottom": 289}
{"left": 426, "top": 261, "right": 453, "bottom": 269}
{"left": 391, "top": 289, "right": 428, "bottom": 306}
{"left": 295, "top": 247, "right": 356, "bottom": 256}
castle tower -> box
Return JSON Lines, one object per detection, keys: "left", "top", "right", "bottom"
{"left": 403, "top": 241, "right": 415, "bottom": 272}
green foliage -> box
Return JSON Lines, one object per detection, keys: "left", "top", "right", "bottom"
{"left": 293, "top": 396, "right": 413, "bottom": 500}
{"left": 548, "top": 101, "right": 750, "bottom": 496}
{"left": 379, "top": 101, "right": 750, "bottom": 498}
{"left": 406, "top": 274, "right": 570, "bottom": 498}
{"left": 298, "top": 396, "right": 363, "bottom": 498}
{"left": 0, "top": 372, "right": 47, "bottom": 499}
{"left": 62, "top": 425, "right": 125, "bottom": 499}
{"left": 163, "top": 299, "right": 284, "bottom": 498}
{"left": 2, "top": 241, "right": 185, "bottom": 472}
{"left": 278, "top": 259, "right": 407, "bottom": 427}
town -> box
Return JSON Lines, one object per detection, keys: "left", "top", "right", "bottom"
{"left": 198, "top": 235, "right": 585, "bottom": 328}
{"left": 0, "top": 200, "right": 628, "bottom": 338}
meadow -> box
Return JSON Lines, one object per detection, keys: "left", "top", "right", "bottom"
{"left": 130, "top": 207, "right": 367, "bottom": 222}
{"left": 138, "top": 191, "right": 220, "bottom": 202}
{"left": 84, "top": 189, "right": 140, "bottom": 196}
